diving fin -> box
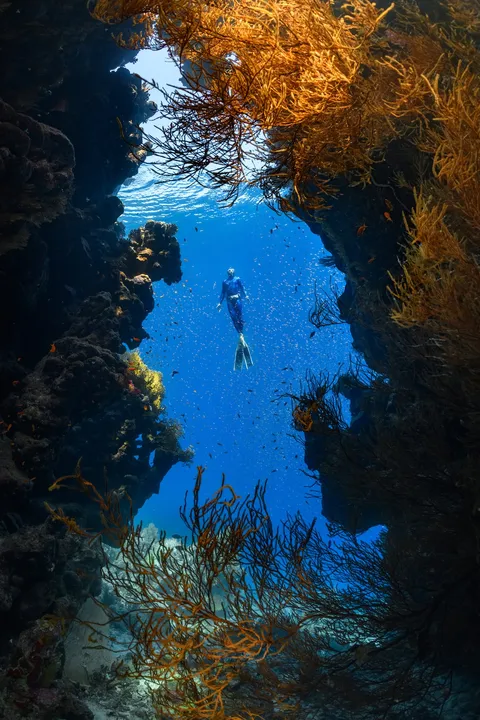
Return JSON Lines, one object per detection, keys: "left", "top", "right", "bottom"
{"left": 233, "top": 334, "right": 253, "bottom": 371}
{"left": 242, "top": 338, "right": 253, "bottom": 369}
{"left": 234, "top": 339, "right": 244, "bottom": 371}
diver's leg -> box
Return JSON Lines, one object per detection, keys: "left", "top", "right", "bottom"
{"left": 227, "top": 300, "right": 236, "bottom": 328}
{"left": 236, "top": 300, "right": 244, "bottom": 333}
{"left": 229, "top": 299, "right": 250, "bottom": 370}
{"left": 228, "top": 299, "right": 244, "bottom": 334}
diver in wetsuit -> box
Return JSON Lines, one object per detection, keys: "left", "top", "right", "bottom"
{"left": 217, "top": 267, "right": 253, "bottom": 370}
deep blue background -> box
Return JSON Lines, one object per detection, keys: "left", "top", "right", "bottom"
{"left": 118, "top": 50, "right": 354, "bottom": 537}
{"left": 120, "top": 171, "right": 353, "bottom": 536}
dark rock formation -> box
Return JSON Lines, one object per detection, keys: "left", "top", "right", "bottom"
{"left": 0, "top": 521, "right": 102, "bottom": 719}
{"left": 0, "top": 99, "right": 75, "bottom": 256}
{"left": 0, "top": 1, "right": 188, "bottom": 715}
{"left": 293, "top": 140, "right": 480, "bottom": 714}
{"left": 126, "top": 220, "right": 183, "bottom": 285}
{"left": 297, "top": 141, "right": 420, "bottom": 373}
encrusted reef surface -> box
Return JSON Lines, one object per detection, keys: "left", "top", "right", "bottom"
{"left": 293, "top": 145, "right": 480, "bottom": 714}
{"left": 0, "top": 2, "right": 189, "bottom": 716}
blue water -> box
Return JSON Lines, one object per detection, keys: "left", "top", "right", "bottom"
{"left": 115, "top": 50, "right": 354, "bottom": 537}
{"left": 119, "top": 168, "right": 353, "bottom": 537}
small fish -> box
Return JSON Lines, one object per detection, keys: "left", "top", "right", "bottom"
{"left": 357, "top": 223, "right": 367, "bottom": 236}
{"left": 81, "top": 237, "right": 92, "bottom": 259}
{"left": 368, "top": 256, "right": 376, "bottom": 264}
{"left": 12, "top": 380, "right": 20, "bottom": 386}
{"left": 133, "top": 337, "right": 141, "bottom": 342}
{"left": 309, "top": 331, "right": 316, "bottom": 339}
{"left": 209, "top": 453, "right": 212, "bottom": 459}
{"left": 195, "top": 227, "right": 198, "bottom": 232}
{"left": 385, "top": 198, "right": 393, "bottom": 211}
{"left": 172, "top": 370, "right": 179, "bottom": 376}
{"left": 383, "top": 211, "right": 393, "bottom": 222}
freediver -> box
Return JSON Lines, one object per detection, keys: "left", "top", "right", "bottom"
{"left": 217, "top": 267, "right": 254, "bottom": 370}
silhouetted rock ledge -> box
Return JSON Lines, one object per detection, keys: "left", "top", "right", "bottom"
{"left": 0, "top": 1, "right": 188, "bottom": 715}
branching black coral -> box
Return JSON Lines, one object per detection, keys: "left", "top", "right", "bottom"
{"left": 46, "top": 463, "right": 470, "bottom": 719}
{"left": 309, "top": 280, "right": 347, "bottom": 330}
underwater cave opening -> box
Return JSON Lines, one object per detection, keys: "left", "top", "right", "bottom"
{"left": 118, "top": 49, "right": 384, "bottom": 547}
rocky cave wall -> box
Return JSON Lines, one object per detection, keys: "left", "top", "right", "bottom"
{"left": 0, "top": 2, "right": 188, "bottom": 717}
{"left": 1, "top": 0, "right": 480, "bottom": 717}
{"left": 292, "top": 112, "right": 480, "bottom": 715}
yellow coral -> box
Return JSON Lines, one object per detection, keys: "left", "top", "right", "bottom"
{"left": 126, "top": 351, "right": 165, "bottom": 411}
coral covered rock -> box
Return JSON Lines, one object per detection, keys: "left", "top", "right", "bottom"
{"left": 0, "top": 4, "right": 188, "bottom": 719}
{"left": 127, "top": 220, "right": 182, "bottom": 285}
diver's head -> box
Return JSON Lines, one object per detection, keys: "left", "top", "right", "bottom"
{"left": 227, "top": 267, "right": 235, "bottom": 277}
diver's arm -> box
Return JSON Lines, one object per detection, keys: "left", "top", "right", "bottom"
{"left": 217, "top": 281, "right": 226, "bottom": 310}
{"left": 238, "top": 278, "right": 249, "bottom": 301}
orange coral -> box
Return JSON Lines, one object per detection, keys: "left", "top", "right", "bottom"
{"left": 47, "top": 458, "right": 130, "bottom": 547}
{"left": 292, "top": 402, "right": 317, "bottom": 432}
{"left": 387, "top": 59, "right": 480, "bottom": 388}
{"left": 46, "top": 465, "right": 301, "bottom": 719}
{"left": 91, "top": 0, "right": 478, "bottom": 244}
{"left": 90, "top": 0, "right": 449, "bottom": 209}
